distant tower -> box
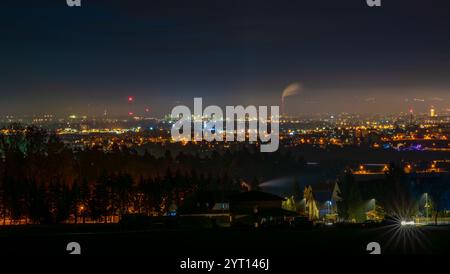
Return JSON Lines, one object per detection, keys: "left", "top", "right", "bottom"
{"left": 409, "top": 108, "right": 414, "bottom": 125}
{"left": 127, "top": 96, "right": 135, "bottom": 116}
{"left": 430, "top": 106, "right": 436, "bottom": 117}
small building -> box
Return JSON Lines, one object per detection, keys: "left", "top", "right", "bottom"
{"left": 179, "top": 190, "right": 298, "bottom": 228}
{"left": 230, "top": 191, "right": 296, "bottom": 227}
{"left": 178, "top": 191, "right": 233, "bottom": 227}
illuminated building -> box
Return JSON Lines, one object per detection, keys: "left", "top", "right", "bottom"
{"left": 430, "top": 106, "right": 436, "bottom": 117}
{"left": 409, "top": 108, "right": 414, "bottom": 125}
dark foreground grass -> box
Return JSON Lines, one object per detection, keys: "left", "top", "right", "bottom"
{"left": 0, "top": 224, "right": 449, "bottom": 256}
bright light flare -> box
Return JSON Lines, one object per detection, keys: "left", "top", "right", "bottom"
{"left": 400, "top": 220, "right": 415, "bottom": 226}
{"left": 371, "top": 212, "right": 431, "bottom": 254}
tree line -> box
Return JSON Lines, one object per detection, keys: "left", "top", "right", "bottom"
{"left": 0, "top": 125, "right": 303, "bottom": 224}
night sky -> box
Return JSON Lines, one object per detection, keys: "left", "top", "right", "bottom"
{"left": 1, "top": 0, "right": 450, "bottom": 117}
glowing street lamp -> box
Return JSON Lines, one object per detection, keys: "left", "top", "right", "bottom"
{"left": 370, "top": 198, "right": 376, "bottom": 211}
{"left": 359, "top": 165, "right": 365, "bottom": 174}
{"left": 79, "top": 205, "right": 86, "bottom": 224}
{"left": 326, "top": 201, "right": 332, "bottom": 215}
{"left": 424, "top": 193, "right": 430, "bottom": 223}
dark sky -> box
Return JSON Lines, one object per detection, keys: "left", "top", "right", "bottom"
{"left": 1, "top": 0, "right": 450, "bottom": 117}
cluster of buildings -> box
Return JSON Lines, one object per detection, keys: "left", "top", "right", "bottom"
{"left": 2, "top": 110, "right": 450, "bottom": 157}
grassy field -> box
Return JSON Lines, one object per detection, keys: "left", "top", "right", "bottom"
{"left": 1, "top": 224, "right": 449, "bottom": 256}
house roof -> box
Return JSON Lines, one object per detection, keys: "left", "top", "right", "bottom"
{"left": 231, "top": 191, "right": 285, "bottom": 202}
